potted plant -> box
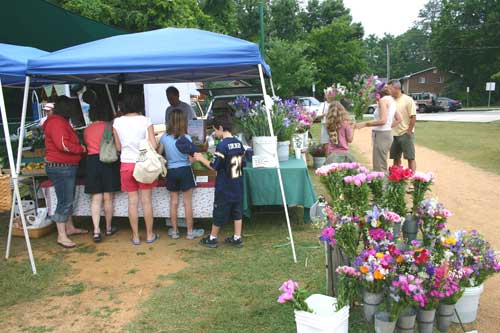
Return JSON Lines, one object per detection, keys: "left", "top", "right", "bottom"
{"left": 274, "top": 99, "right": 299, "bottom": 162}
{"left": 309, "top": 143, "right": 326, "bottom": 168}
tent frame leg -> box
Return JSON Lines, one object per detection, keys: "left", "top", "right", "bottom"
{"left": 105, "top": 84, "right": 116, "bottom": 115}
{"left": 258, "top": 64, "right": 297, "bottom": 263}
{"left": 1, "top": 76, "right": 37, "bottom": 274}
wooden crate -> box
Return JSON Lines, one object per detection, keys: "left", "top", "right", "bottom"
{"left": 22, "top": 148, "right": 46, "bottom": 158}
{"left": 194, "top": 169, "right": 216, "bottom": 177}
{"left": 12, "top": 218, "right": 55, "bottom": 238}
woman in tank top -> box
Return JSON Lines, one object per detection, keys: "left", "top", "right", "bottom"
{"left": 354, "top": 84, "right": 402, "bottom": 172}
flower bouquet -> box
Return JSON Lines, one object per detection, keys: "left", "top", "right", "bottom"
{"left": 416, "top": 198, "right": 452, "bottom": 248}
{"left": 342, "top": 173, "right": 371, "bottom": 216}
{"left": 345, "top": 75, "right": 378, "bottom": 121}
{"left": 315, "top": 162, "right": 362, "bottom": 213}
{"left": 411, "top": 171, "right": 434, "bottom": 213}
{"left": 335, "top": 265, "right": 361, "bottom": 310}
{"left": 320, "top": 213, "right": 361, "bottom": 260}
{"left": 308, "top": 143, "right": 325, "bottom": 158}
{"left": 382, "top": 165, "right": 413, "bottom": 218}
{"left": 366, "top": 171, "right": 385, "bottom": 205}
{"left": 460, "top": 230, "right": 500, "bottom": 287}
{"left": 277, "top": 280, "right": 312, "bottom": 312}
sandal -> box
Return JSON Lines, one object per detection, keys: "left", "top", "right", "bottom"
{"left": 93, "top": 233, "right": 102, "bottom": 243}
{"left": 146, "top": 233, "right": 159, "bottom": 244}
{"left": 131, "top": 238, "right": 141, "bottom": 246}
{"left": 105, "top": 226, "right": 118, "bottom": 236}
{"left": 67, "top": 228, "right": 89, "bottom": 236}
{"left": 57, "top": 240, "right": 76, "bottom": 249}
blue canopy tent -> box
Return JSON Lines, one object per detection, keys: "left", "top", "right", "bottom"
{"left": 22, "top": 28, "right": 297, "bottom": 263}
{"left": 0, "top": 43, "right": 54, "bottom": 274}
{"left": 27, "top": 28, "right": 271, "bottom": 84}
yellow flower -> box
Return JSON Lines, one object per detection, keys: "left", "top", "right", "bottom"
{"left": 375, "top": 252, "right": 384, "bottom": 259}
{"left": 435, "top": 215, "right": 443, "bottom": 220}
{"left": 444, "top": 237, "right": 457, "bottom": 246}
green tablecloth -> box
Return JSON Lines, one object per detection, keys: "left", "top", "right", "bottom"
{"left": 242, "top": 158, "right": 317, "bottom": 221}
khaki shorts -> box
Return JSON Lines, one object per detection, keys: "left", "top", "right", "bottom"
{"left": 390, "top": 133, "right": 415, "bottom": 160}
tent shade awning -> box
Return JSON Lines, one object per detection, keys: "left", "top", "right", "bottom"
{"left": 0, "top": 43, "right": 50, "bottom": 86}
{"left": 27, "top": 28, "right": 271, "bottom": 84}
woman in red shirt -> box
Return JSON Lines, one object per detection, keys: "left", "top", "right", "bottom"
{"left": 43, "top": 96, "right": 87, "bottom": 248}
{"left": 83, "top": 92, "right": 120, "bottom": 243}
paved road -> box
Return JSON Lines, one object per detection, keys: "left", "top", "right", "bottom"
{"left": 416, "top": 110, "right": 500, "bottom": 123}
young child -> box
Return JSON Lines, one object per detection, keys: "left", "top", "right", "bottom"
{"left": 194, "top": 115, "right": 245, "bottom": 248}
{"left": 158, "top": 109, "right": 204, "bottom": 240}
{"left": 325, "top": 101, "right": 356, "bottom": 163}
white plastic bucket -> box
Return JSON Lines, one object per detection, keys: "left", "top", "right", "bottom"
{"left": 277, "top": 141, "right": 290, "bottom": 162}
{"left": 294, "top": 294, "right": 349, "bottom": 333}
{"left": 451, "top": 284, "right": 484, "bottom": 324}
{"left": 292, "top": 131, "right": 309, "bottom": 150}
{"left": 253, "top": 136, "right": 277, "bottom": 160}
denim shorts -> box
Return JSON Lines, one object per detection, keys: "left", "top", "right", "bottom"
{"left": 45, "top": 164, "right": 78, "bottom": 223}
{"left": 213, "top": 194, "right": 242, "bottom": 227}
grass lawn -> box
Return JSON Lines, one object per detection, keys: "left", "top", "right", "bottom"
{"left": 416, "top": 121, "right": 500, "bottom": 175}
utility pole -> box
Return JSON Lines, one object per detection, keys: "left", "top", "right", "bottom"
{"left": 259, "top": 2, "right": 265, "bottom": 57}
{"left": 386, "top": 43, "right": 390, "bottom": 80}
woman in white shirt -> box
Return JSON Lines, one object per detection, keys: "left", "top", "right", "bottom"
{"left": 113, "top": 94, "right": 159, "bottom": 245}
{"left": 355, "top": 85, "right": 402, "bottom": 172}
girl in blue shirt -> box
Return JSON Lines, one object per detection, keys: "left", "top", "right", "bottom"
{"left": 158, "top": 109, "right": 204, "bottom": 240}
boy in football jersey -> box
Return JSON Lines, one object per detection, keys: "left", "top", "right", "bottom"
{"left": 194, "top": 115, "right": 245, "bottom": 248}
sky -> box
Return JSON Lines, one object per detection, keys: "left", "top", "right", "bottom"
{"left": 342, "top": 0, "right": 428, "bottom": 37}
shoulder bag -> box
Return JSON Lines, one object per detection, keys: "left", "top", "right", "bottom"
{"left": 133, "top": 130, "right": 167, "bottom": 184}
{"left": 99, "top": 121, "right": 119, "bottom": 163}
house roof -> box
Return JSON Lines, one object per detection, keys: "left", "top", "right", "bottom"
{"left": 399, "top": 67, "right": 438, "bottom": 80}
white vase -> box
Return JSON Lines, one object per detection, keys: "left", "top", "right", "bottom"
{"left": 451, "top": 284, "right": 484, "bottom": 324}
{"left": 293, "top": 131, "right": 309, "bottom": 150}
{"left": 277, "top": 141, "right": 290, "bottom": 162}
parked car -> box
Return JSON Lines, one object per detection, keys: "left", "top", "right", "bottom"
{"left": 293, "top": 96, "right": 325, "bottom": 121}
{"left": 437, "top": 97, "right": 462, "bottom": 112}
{"left": 410, "top": 92, "right": 444, "bottom": 113}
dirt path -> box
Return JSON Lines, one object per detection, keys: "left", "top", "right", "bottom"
{"left": 353, "top": 128, "right": 500, "bottom": 332}
{"left": 0, "top": 226, "right": 193, "bottom": 332}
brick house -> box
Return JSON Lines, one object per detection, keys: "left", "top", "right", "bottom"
{"left": 399, "top": 67, "right": 448, "bottom": 95}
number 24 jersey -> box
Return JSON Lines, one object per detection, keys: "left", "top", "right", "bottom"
{"left": 210, "top": 137, "right": 246, "bottom": 202}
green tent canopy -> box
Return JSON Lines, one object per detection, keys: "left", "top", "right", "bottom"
{"left": 0, "top": 0, "right": 125, "bottom": 51}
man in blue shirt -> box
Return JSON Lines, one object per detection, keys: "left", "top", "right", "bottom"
{"left": 194, "top": 115, "right": 245, "bottom": 248}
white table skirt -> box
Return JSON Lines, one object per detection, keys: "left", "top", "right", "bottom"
{"left": 43, "top": 184, "right": 215, "bottom": 218}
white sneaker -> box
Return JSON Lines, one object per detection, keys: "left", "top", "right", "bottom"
{"left": 186, "top": 228, "right": 205, "bottom": 240}
{"left": 170, "top": 230, "right": 180, "bottom": 239}
{"left": 167, "top": 228, "right": 176, "bottom": 236}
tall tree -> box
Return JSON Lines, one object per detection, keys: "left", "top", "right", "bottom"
{"left": 307, "top": 16, "right": 366, "bottom": 92}
{"left": 265, "top": 38, "right": 317, "bottom": 96}
{"left": 234, "top": 0, "right": 270, "bottom": 42}
{"left": 200, "top": 0, "right": 238, "bottom": 35}
{"left": 429, "top": 0, "right": 500, "bottom": 103}
{"left": 268, "top": 0, "right": 303, "bottom": 41}
{"left": 50, "top": 0, "right": 216, "bottom": 32}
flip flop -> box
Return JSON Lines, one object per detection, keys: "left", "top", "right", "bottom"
{"left": 146, "top": 233, "right": 159, "bottom": 244}
{"left": 67, "top": 228, "right": 89, "bottom": 236}
{"left": 105, "top": 226, "right": 118, "bottom": 236}
{"left": 131, "top": 238, "right": 141, "bottom": 246}
{"left": 57, "top": 241, "right": 76, "bottom": 249}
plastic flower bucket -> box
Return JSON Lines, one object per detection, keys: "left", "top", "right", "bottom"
{"left": 294, "top": 294, "right": 349, "bottom": 333}
{"left": 253, "top": 136, "right": 277, "bottom": 161}
{"left": 451, "top": 284, "right": 484, "bottom": 324}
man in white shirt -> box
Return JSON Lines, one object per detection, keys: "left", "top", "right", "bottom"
{"left": 164, "top": 86, "right": 197, "bottom": 125}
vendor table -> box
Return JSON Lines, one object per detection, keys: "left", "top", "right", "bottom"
{"left": 242, "top": 158, "right": 317, "bottom": 222}
{"left": 42, "top": 179, "right": 215, "bottom": 218}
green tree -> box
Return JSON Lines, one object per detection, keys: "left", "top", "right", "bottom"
{"left": 265, "top": 38, "right": 317, "bottom": 96}
{"left": 234, "top": 0, "right": 270, "bottom": 42}
{"left": 307, "top": 17, "right": 366, "bottom": 92}
{"left": 200, "top": 0, "right": 238, "bottom": 35}
{"left": 429, "top": 0, "right": 500, "bottom": 104}
{"left": 50, "top": 0, "right": 216, "bottom": 32}
{"left": 269, "top": 0, "right": 303, "bottom": 41}
{"left": 301, "top": 0, "right": 350, "bottom": 33}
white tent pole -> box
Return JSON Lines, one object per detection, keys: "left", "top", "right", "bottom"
{"left": 0, "top": 78, "right": 37, "bottom": 274}
{"left": 15, "top": 76, "right": 31, "bottom": 174}
{"left": 258, "top": 64, "right": 297, "bottom": 263}
{"left": 105, "top": 84, "right": 116, "bottom": 115}
{"left": 269, "top": 78, "right": 276, "bottom": 97}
